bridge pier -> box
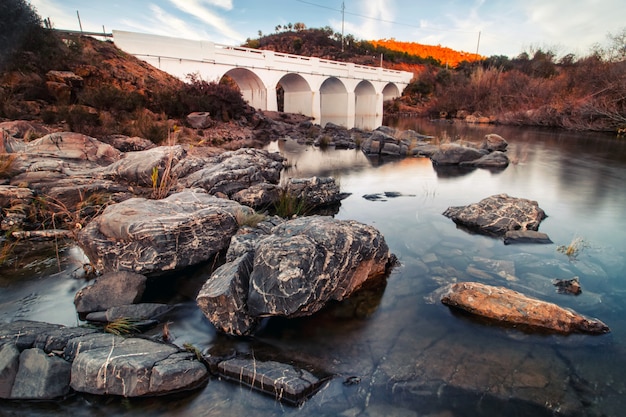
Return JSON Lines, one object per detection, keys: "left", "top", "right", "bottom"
{"left": 112, "top": 30, "right": 412, "bottom": 130}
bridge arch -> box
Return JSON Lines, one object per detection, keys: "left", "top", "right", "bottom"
{"left": 222, "top": 68, "right": 267, "bottom": 110}
{"left": 320, "top": 77, "right": 348, "bottom": 127}
{"left": 277, "top": 73, "right": 312, "bottom": 117}
{"left": 382, "top": 83, "right": 401, "bottom": 101}
{"left": 354, "top": 80, "right": 377, "bottom": 130}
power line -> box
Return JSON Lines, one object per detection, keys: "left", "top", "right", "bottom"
{"left": 295, "top": 0, "right": 479, "bottom": 35}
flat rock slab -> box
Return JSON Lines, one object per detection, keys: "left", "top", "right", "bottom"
{"left": 443, "top": 193, "right": 547, "bottom": 237}
{"left": 68, "top": 333, "right": 208, "bottom": 397}
{"left": 441, "top": 282, "right": 609, "bottom": 334}
{"left": 217, "top": 357, "right": 326, "bottom": 406}
{"left": 504, "top": 230, "right": 553, "bottom": 245}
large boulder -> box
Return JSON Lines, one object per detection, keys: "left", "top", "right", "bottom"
{"left": 443, "top": 193, "right": 548, "bottom": 237}
{"left": 77, "top": 189, "right": 251, "bottom": 274}
{"left": 178, "top": 148, "right": 284, "bottom": 197}
{"left": 441, "top": 282, "right": 610, "bottom": 334}
{"left": 285, "top": 176, "right": 345, "bottom": 209}
{"left": 197, "top": 215, "right": 393, "bottom": 335}
{"left": 23, "top": 132, "right": 120, "bottom": 165}
{"left": 98, "top": 145, "right": 186, "bottom": 187}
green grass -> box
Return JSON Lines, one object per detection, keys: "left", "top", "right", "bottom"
{"left": 273, "top": 189, "right": 309, "bottom": 218}
{"left": 103, "top": 318, "right": 140, "bottom": 335}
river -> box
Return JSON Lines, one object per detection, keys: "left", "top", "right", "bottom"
{"left": 1, "top": 119, "right": 625, "bottom": 416}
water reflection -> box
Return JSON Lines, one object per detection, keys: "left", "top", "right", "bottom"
{"left": 2, "top": 119, "right": 626, "bottom": 416}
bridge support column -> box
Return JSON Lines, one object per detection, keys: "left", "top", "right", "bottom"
{"left": 266, "top": 86, "right": 278, "bottom": 112}
{"left": 346, "top": 91, "right": 356, "bottom": 129}
{"left": 374, "top": 93, "right": 384, "bottom": 129}
{"left": 311, "top": 90, "right": 321, "bottom": 125}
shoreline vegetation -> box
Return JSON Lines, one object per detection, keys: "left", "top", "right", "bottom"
{"left": 2, "top": 1, "right": 625, "bottom": 140}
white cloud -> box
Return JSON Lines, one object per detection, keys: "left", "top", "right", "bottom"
{"left": 168, "top": 0, "right": 242, "bottom": 42}
{"left": 120, "top": 4, "right": 211, "bottom": 41}
{"left": 30, "top": 0, "right": 83, "bottom": 30}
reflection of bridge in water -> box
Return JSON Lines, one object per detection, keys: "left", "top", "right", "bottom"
{"left": 112, "top": 30, "right": 413, "bottom": 130}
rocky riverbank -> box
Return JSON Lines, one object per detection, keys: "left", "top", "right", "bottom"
{"left": 0, "top": 115, "right": 611, "bottom": 406}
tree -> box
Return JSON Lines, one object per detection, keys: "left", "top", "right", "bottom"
{"left": 0, "top": 0, "right": 43, "bottom": 71}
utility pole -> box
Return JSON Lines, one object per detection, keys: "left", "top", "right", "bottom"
{"left": 476, "top": 31, "right": 481, "bottom": 56}
{"left": 76, "top": 10, "right": 83, "bottom": 32}
{"left": 341, "top": 1, "right": 345, "bottom": 52}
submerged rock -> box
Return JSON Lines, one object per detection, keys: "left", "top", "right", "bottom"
{"left": 441, "top": 281, "right": 609, "bottom": 334}
{"left": 504, "top": 230, "right": 553, "bottom": 244}
{"left": 217, "top": 357, "right": 326, "bottom": 406}
{"left": 443, "top": 193, "right": 548, "bottom": 237}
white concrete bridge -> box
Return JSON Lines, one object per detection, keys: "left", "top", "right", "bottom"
{"left": 112, "top": 30, "right": 413, "bottom": 130}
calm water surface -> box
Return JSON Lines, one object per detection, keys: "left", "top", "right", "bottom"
{"left": 1, "top": 119, "right": 626, "bottom": 416}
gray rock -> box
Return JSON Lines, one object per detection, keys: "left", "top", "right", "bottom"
{"left": 0, "top": 343, "right": 19, "bottom": 398}
{"left": 410, "top": 142, "right": 440, "bottom": 157}
{"left": 361, "top": 131, "right": 398, "bottom": 155}
{"left": 10, "top": 348, "right": 71, "bottom": 399}
{"left": 247, "top": 216, "right": 391, "bottom": 318}
{"left": 430, "top": 143, "right": 487, "bottom": 165}
{"left": 98, "top": 145, "right": 186, "bottom": 187}
{"left": 178, "top": 148, "right": 284, "bottom": 196}
{"left": 74, "top": 271, "right": 147, "bottom": 314}
{"left": 381, "top": 142, "right": 402, "bottom": 156}
{"left": 481, "top": 133, "right": 508, "bottom": 152}
{"left": 100, "top": 134, "right": 157, "bottom": 152}
{"left": 24, "top": 132, "right": 120, "bottom": 165}
{"left": 69, "top": 333, "right": 207, "bottom": 396}
{"left": 217, "top": 357, "right": 325, "bottom": 406}
{"left": 0, "top": 120, "right": 50, "bottom": 140}
{"left": 150, "top": 352, "right": 208, "bottom": 394}
{"left": 84, "top": 303, "right": 173, "bottom": 323}
{"left": 197, "top": 216, "right": 393, "bottom": 336}
{"left": 231, "top": 182, "right": 281, "bottom": 209}
{"left": 0, "top": 320, "right": 65, "bottom": 350}
{"left": 33, "top": 327, "right": 99, "bottom": 352}
{"left": 460, "top": 151, "right": 509, "bottom": 168}
{"left": 504, "top": 230, "right": 553, "bottom": 245}
{"left": 197, "top": 252, "right": 259, "bottom": 336}
{"left": 77, "top": 190, "right": 247, "bottom": 274}
{"left": 285, "top": 176, "right": 345, "bottom": 209}
{"left": 186, "top": 111, "right": 213, "bottom": 129}
{"left": 443, "top": 194, "right": 547, "bottom": 237}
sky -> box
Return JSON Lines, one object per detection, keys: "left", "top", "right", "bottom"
{"left": 29, "top": 0, "right": 626, "bottom": 58}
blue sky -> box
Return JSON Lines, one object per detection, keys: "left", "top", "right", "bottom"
{"left": 30, "top": 0, "right": 626, "bottom": 58}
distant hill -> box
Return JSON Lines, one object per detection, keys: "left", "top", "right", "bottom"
{"left": 369, "top": 39, "right": 482, "bottom": 68}
{"left": 243, "top": 26, "right": 480, "bottom": 77}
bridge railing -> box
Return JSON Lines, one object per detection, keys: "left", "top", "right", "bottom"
{"left": 213, "top": 42, "right": 407, "bottom": 79}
